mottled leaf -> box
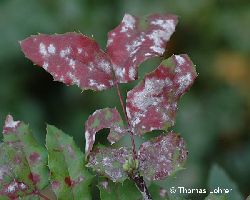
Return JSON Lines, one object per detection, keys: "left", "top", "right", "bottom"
{"left": 87, "top": 147, "right": 132, "bottom": 182}
{"left": 20, "top": 32, "right": 114, "bottom": 91}
{"left": 107, "top": 13, "right": 178, "bottom": 83}
{"left": 46, "top": 125, "right": 93, "bottom": 200}
{"left": 138, "top": 133, "right": 187, "bottom": 181}
{"left": 126, "top": 54, "right": 197, "bottom": 135}
{"left": 0, "top": 115, "right": 48, "bottom": 199}
{"left": 85, "top": 108, "right": 127, "bottom": 157}
{"left": 98, "top": 179, "right": 141, "bottom": 200}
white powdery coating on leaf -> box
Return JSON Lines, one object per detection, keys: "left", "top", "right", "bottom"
{"left": 147, "top": 19, "right": 175, "bottom": 54}
{"left": 39, "top": 42, "right": 48, "bottom": 56}
{"left": 77, "top": 48, "right": 83, "bottom": 54}
{"left": 69, "top": 59, "right": 76, "bottom": 69}
{"left": 47, "top": 44, "right": 56, "bottom": 54}
{"left": 43, "top": 62, "right": 49, "bottom": 70}
{"left": 175, "top": 55, "right": 185, "bottom": 65}
{"left": 5, "top": 115, "right": 20, "bottom": 128}
{"left": 151, "top": 19, "right": 175, "bottom": 32}
{"left": 132, "top": 78, "right": 166, "bottom": 110}
{"left": 89, "top": 79, "right": 107, "bottom": 90}
{"left": 147, "top": 30, "right": 169, "bottom": 54}
{"left": 98, "top": 60, "right": 112, "bottom": 74}
{"left": 121, "top": 14, "right": 136, "bottom": 33}
{"left": 115, "top": 67, "right": 125, "bottom": 78}
{"left": 126, "top": 35, "right": 145, "bottom": 56}
{"left": 176, "top": 73, "right": 192, "bottom": 95}
{"left": 129, "top": 67, "right": 136, "bottom": 80}
{"left": 85, "top": 130, "right": 95, "bottom": 155}
{"left": 67, "top": 72, "right": 80, "bottom": 86}
{"left": 60, "top": 47, "right": 71, "bottom": 58}
{"left": 6, "top": 181, "right": 18, "bottom": 193}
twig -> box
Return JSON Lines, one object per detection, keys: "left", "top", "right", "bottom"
{"left": 115, "top": 82, "right": 137, "bottom": 160}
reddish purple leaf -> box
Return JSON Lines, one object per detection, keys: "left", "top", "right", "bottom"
{"left": 87, "top": 147, "right": 132, "bottom": 182}
{"left": 107, "top": 13, "right": 178, "bottom": 83}
{"left": 20, "top": 32, "right": 114, "bottom": 91}
{"left": 138, "top": 133, "right": 188, "bottom": 181}
{"left": 126, "top": 54, "right": 197, "bottom": 135}
{"left": 85, "top": 108, "right": 127, "bottom": 157}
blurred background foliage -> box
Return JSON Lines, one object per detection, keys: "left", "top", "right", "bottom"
{"left": 0, "top": 0, "right": 249, "bottom": 199}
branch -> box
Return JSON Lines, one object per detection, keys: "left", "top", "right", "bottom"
{"left": 115, "top": 83, "right": 137, "bottom": 160}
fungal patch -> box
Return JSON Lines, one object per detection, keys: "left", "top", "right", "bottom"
{"left": 60, "top": 47, "right": 71, "bottom": 58}
{"left": 43, "top": 62, "right": 49, "bottom": 70}
{"left": 47, "top": 44, "right": 56, "bottom": 54}
{"left": 67, "top": 72, "right": 80, "bottom": 86}
{"left": 151, "top": 19, "right": 175, "bottom": 32}
{"left": 176, "top": 72, "right": 192, "bottom": 94}
{"left": 115, "top": 67, "right": 125, "bottom": 78}
{"left": 77, "top": 48, "right": 83, "bottom": 54}
{"left": 39, "top": 43, "right": 48, "bottom": 56}
{"left": 88, "top": 79, "right": 107, "bottom": 90}
{"left": 121, "top": 14, "right": 136, "bottom": 33}
{"left": 4, "top": 115, "right": 20, "bottom": 129}
{"left": 175, "top": 55, "right": 185, "bottom": 65}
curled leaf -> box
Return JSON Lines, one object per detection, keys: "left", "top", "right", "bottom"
{"left": 20, "top": 32, "right": 114, "bottom": 91}
{"left": 126, "top": 54, "right": 197, "bottom": 135}
{"left": 85, "top": 108, "right": 127, "bottom": 157}
{"left": 87, "top": 147, "right": 132, "bottom": 182}
{"left": 0, "top": 115, "right": 48, "bottom": 199}
{"left": 46, "top": 125, "right": 93, "bottom": 200}
{"left": 107, "top": 13, "right": 178, "bottom": 83}
{"left": 138, "top": 133, "right": 188, "bottom": 181}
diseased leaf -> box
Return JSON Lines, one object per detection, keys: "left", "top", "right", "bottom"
{"left": 46, "top": 125, "right": 93, "bottom": 200}
{"left": 126, "top": 54, "right": 197, "bottom": 135}
{"left": 85, "top": 108, "right": 127, "bottom": 157}
{"left": 20, "top": 32, "right": 114, "bottom": 91}
{"left": 0, "top": 115, "right": 48, "bottom": 199}
{"left": 107, "top": 13, "right": 178, "bottom": 83}
{"left": 98, "top": 179, "right": 142, "bottom": 200}
{"left": 87, "top": 147, "right": 132, "bottom": 182}
{"left": 138, "top": 133, "right": 187, "bottom": 181}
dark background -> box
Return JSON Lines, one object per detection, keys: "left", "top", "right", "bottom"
{"left": 0, "top": 0, "right": 249, "bottom": 199}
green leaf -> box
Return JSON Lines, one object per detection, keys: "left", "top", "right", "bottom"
{"left": 204, "top": 194, "right": 228, "bottom": 200}
{"left": 208, "top": 164, "right": 243, "bottom": 200}
{"left": 0, "top": 115, "right": 48, "bottom": 199}
{"left": 46, "top": 125, "right": 93, "bottom": 200}
{"left": 98, "top": 179, "right": 142, "bottom": 200}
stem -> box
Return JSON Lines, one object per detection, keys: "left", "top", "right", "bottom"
{"left": 115, "top": 83, "right": 137, "bottom": 160}
{"left": 114, "top": 82, "right": 152, "bottom": 199}
{"left": 129, "top": 172, "right": 152, "bottom": 200}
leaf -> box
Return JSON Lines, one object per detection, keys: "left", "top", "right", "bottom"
{"left": 208, "top": 164, "right": 243, "bottom": 200}
{"left": 46, "top": 125, "right": 93, "bottom": 200}
{"left": 20, "top": 32, "right": 114, "bottom": 91}
{"left": 138, "top": 133, "right": 187, "bottom": 181}
{"left": 126, "top": 54, "right": 197, "bottom": 135}
{"left": 107, "top": 13, "right": 178, "bottom": 83}
{"left": 85, "top": 108, "right": 127, "bottom": 157}
{"left": 204, "top": 194, "right": 228, "bottom": 200}
{"left": 87, "top": 146, "right": 132, "bottom": 182}
{"left": 0, "top": 115, "right": 48, "bottom": 199}
{"left": 98, "top": 179, "right": 142, "bottom": 200}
